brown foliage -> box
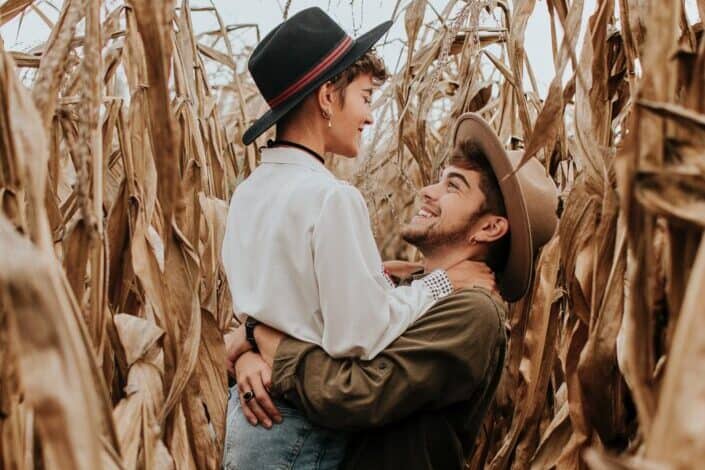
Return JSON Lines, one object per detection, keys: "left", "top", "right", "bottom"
{"left": 0, "top": 1, "right": 704, "bottom": 469}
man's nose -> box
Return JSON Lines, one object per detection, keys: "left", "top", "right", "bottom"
{"left": 419, "top": 182, "right": 441, "bottom": 201}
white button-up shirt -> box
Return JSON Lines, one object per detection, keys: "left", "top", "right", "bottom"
{"left": 222, "top": 146, "right": 450, "bottom": 359}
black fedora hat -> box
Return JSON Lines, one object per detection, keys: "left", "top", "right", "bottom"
{"left": 242, "top": 7, "right": 392, "bottom": 145}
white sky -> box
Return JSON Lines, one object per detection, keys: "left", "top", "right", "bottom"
{"left": 214, "top": 0, "right": 570, "bottom": 95}
{"left": 1, "top": 0, "right": 701, "bottom": 97}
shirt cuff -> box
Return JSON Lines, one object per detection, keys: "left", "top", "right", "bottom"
{"left": 382, "top": 268, "right": 396, "bottom": 288}
{"left": 421, "top": 269, "right": 453, "bottom": 300}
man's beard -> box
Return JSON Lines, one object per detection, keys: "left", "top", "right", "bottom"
{"left": 401, "top": 212, "right": 479, "bottom": 253}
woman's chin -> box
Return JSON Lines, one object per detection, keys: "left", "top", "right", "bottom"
{"left": 339, "top": 148, "right": 359, "bottom": 158}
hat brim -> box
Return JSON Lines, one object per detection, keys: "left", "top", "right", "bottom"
{"left": 451, "top": 113, "right": 533, "bottom": 302}
{"left": 242, "top": 20, "right": 393, "bottom": 145}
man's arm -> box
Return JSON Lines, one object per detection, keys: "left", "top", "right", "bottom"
{"left": 260, "top": 288, "right": 506, "bottom": 431}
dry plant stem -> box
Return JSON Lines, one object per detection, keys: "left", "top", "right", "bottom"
{"left": 130, "top": 0, "right": 179, "bottom": 227}
{"left": 32, "top": 0, "right": 84, "bottom": 136}
{"left": 207, "top": 0, "right": 255, "bottom": 174}
{"left": 76, "top": 0, "right": 107, "bottom": 350}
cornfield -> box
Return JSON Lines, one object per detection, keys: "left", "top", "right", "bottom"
{"left": 0, "top": 0, "right": 703, "bottom": 468}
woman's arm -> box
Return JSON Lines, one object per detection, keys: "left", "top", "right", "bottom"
{"left": 312, "top": 184, "right": 454, "bottom": 359}
{"left": 224, "top": 323, "right": 251, "bottom": 375}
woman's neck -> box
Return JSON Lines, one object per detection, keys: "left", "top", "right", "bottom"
{"left": 277, "top": 126, "right": 326, "bottom": 157}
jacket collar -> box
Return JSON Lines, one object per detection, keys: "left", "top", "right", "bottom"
{"left": 260, "top": 147, "right": 334, "bottom": 177}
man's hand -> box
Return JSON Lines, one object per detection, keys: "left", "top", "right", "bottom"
{"left": 234, "top": 351, "right": 282, "bottom": 428}
{"left": 224, "top": 324, "right": 251, "bottom": 376}
{"left": 445, "top": 260, "right": 498, "bottom": 295}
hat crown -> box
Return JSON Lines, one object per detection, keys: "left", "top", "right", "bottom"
{"left": 248, "top": 8, "right": 349, "bottom": 104}
{"left": 505, "top": 151, "right": 558, "bottom": 251}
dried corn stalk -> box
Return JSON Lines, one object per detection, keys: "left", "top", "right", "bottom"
{"left": 1, "top": 0, "right": 704, "bottom": 469}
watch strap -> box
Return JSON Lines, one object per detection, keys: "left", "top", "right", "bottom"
{"left": 245, "top": 317, "right": 259, "bottom": 353}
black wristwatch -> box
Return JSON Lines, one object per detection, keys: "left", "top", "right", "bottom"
{"left": 245, "top": 317, "right": 260, "bottom": 353}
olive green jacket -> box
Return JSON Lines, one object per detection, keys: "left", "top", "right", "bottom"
{"left": 270, "top": 287, "right": 508, "bottom": 470}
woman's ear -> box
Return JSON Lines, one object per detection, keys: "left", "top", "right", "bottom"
{"left": 471, "top": 216, "right": 509, "bottom": 244}
{"left": 316, "top": 81, "right": 337, "bottom": 117}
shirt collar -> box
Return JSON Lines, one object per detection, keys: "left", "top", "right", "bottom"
{"left": 260, "top": 147, "right": 334, "bottom": 177}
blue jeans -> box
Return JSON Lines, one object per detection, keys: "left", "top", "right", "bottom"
{"left": 223, "top": 386, "right": 348, "bottom": 469}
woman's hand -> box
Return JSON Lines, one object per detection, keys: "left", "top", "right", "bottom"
{"left": 445, "top": 260, "right": 498, "bottom": 295}
{"left": 224, "top": 323, "right": 251, "bottom": 376}
{"left": 253, "top": 323, "right": 286, "bottom": 367}
{"left": 234, "top": 351, "right": 282, "bottom": 428}
{"left": 383, "top": 260, "right": 424, "bottom": 281}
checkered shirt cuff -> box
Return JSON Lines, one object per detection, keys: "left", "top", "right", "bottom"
{"left": 422, "top": 269, "right": 453, "bottom": 300}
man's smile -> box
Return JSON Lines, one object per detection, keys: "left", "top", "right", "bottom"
{"left": 411, "top": 204, "right": 440, "bottom": 223}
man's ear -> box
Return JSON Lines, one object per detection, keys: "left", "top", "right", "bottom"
{"left": 471, "top": 215, "right": 509, "bottom": 244}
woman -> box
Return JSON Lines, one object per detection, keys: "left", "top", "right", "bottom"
{"left": 221, "top": 7, "right": 490, "bottom": 469}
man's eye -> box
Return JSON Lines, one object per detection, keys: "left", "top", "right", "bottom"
{"left": 364, "top": 96, "right": 372, "bottom": 104}
{"left": 448, "top": 181, "right": 459, "bottom": 190}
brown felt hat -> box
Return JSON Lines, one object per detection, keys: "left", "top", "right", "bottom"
{"left": 451, "top": 113, "right": 559, "bottom": 302}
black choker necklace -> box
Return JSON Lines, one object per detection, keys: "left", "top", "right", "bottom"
{"left": 266, "top": 139, "right": 325, "bottom": 165}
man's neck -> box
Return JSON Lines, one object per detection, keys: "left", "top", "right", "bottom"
{"left": 421, "top": 244, "right": 482, "bottom": 272}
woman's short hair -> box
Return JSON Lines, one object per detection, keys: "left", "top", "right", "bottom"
{"left": 328, "top": 49, "right": 388, "bottom": 104}
{"left": 277, "top": 50, "right": 388, "bottom": 132}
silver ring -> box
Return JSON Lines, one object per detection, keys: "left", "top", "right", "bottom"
{"left": 243, "top": 391, "right": 255, "bottom": 403}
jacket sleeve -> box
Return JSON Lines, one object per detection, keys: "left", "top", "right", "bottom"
{"left": 270, "top": 289, "right": 506, "bottom": 431}
{"left": 312, "top": 183, "right": 451, "bottom": 360}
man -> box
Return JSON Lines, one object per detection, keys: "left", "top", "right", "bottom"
{"left": 226, "top": 113, "right": 558, "bottom": 469}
